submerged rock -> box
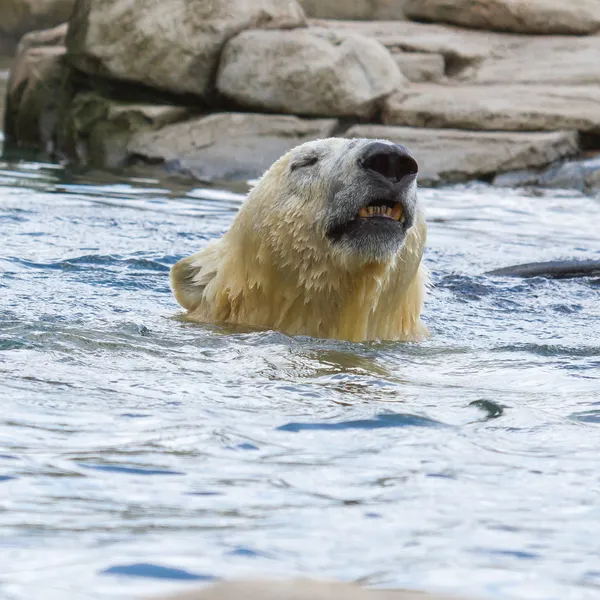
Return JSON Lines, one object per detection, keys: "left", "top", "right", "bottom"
{"left": 383, "top": 84, "right": 600, "bottom": 133}
{"left": 66, "top": 0, "right": 306, "bottom": 100}
{"left": 345, "top": 125, "right": 578, "bottom": 185}
{"left": 404, "top": 0, "right": 600, "bottom": 35}
{"left": 127, "top": 112, "right": 338, "bottom": 181}
{"left": 217, "top": 28, "right": 405, "bottom": 118}
{"left": 487, "top": 260, "right": 600, "bottom": 279}
{"left": 151, "top": 579, "right": 463, "bottom": 600}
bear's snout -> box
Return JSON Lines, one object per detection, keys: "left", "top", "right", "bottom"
{"left": 359, "top": 142, "right": 418, "bottom": 185}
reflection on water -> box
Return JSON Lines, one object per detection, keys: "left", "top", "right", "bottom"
{"left": 1, "top": 158, "right": 600, "bottom": 600}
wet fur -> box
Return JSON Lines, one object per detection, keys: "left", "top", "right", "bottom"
{"left": 171, "top": 138, "right": 428, "bottom": 342}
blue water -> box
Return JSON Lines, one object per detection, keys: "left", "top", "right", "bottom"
{"left": 1, "top": 154, "right": 600, "bottom": 600}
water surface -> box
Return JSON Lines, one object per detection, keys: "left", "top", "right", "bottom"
{"left": 1, "top": 155, "right": 600, "bottom": 600}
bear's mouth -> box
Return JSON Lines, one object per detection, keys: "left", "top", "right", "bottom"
{"left": 327, "top": 197, "right": 408, "bottom": 243}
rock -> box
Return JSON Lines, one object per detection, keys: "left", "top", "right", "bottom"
{"left": 66, "top": 0, "right": 306, "bottom": 100}
{"left": 345, "top": 125, "right": 578, "bottom": 185}
{"left": 300, "top": 0, "right": 406, "bottom": 20}
{"left": 392, "top": 52, "right": 445, "bottom": 82}
{"left": 0, "top": 0, "right": 74, "bottom": 39}
{"left": 317, "top": 19, "right": 600, "bottom": 85}
{"left": 151, "top": 579, "right": 462, "bottom": 600}
{"left": 4, "top": 42, "right": 70, "bottom": 152}
{"left": 127, "top": 112, "right": 338, "bottom": 181}
{"left": 494, "top": 155, "right": 600, "bottom": 193}
{"left": 383, "top": 84, "right": 600, "bottom": 133}
{"left": 313, "top": 19, "right": 496, "bottom": 65}
{"left": 18, "top": 22, "right": 67, "bottom": 53}
{"left": 217, "top": 28, "right": 405, "bottom": 118}
{"left": 487, "top": 260, "right": 600, "bottom": 279}
{"left": 64, "top": 93, "right": 192, "bottom": 167}
{"left": 0, "top": 57, "right": 12, "bottom": 129}
{"left": 403, "top": 0, "right": 600, "bottom": 35}
{"left": 463, "top": 37, "right": 600, "bottom": 85}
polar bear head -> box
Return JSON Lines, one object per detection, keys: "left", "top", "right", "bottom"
{"left": 171, "top": 137, "right": 428, "bottom": 342}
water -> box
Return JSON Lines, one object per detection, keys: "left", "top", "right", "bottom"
{"left": 1, "top": 153, "right": 600, "bottom": 600}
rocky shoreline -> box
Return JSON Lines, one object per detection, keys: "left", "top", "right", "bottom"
{"left": 2, "top": 0, "right": 600, "bottom": 191}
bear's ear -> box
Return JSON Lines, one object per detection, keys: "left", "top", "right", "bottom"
{"left": 170, "top": 251, "right": 217, "bottom": 312}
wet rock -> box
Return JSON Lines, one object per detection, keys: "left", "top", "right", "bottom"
{"left": 127, "top": 112, "right": 338, "bottom": 181}
{"left": 64, "top": 93, "right": 192, "bottom": 167}
{"left": 151, "top": 579, "right": 462, "bottom": 600}
{"left": 0, "top": 0, "right": 74, "bottom": 40}
{"left": 3, "top": 33, "right": 71, "bottom": 152}
{"left": 403, "top": 0, "right": 600, "bottom": 35}
{"left": 487, "top": 260, "right": 600, "bottom": 279}
{"left": 383, "top": 84, "right": 600, "bottom": 133}
{"left": 392, "top": 52, "right": 445, "bottom": 82}
{"left": 345, "top": 125, "right": 578, "bottom": 185}
{"left": 66, "top": 0, "right": 306, "bottom": 100}
{"left": 217, "top": 28, "right": 405, "bottom": 118}
{"left": 299, "top": 0, "right": 407, "bottom": 20}
{"left": 494, "top": 156, "right": 600, "bottom": 193}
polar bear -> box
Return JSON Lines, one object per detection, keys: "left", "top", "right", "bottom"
{"left": 171, "top": 138, "right": 428, "bottom": 342}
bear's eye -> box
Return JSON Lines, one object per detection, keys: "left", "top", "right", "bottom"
{"left": 291, "top": 155, "right": 318, "bottom": 171}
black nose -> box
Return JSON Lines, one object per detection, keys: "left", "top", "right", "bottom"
{"left": 360, "top": 142, "right": 418, "bottom": 183}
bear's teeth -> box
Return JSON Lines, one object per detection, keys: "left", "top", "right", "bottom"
{"left": 391, "top": 203, "right": 404, "bottom": 221}
{"left": 358, "top": 208, "right": 368, "bottom": 218}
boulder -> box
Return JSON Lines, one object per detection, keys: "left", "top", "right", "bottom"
{"left": 463, "top": 37, "right": 600, "bottom": 85}
{"left": 66, "top": 0, "right": 306, "bottom": 100}
{"left": 64, "top": 93, "right": 192, "bottom": 167}
{"left": 392, "top": 52, "right": 445, "bottom": 82}
{"left": 217, "top": 28, "right": 405, "bottom": 118}
{"left": 403, "top": 0, "right": 600, "bottom": 35}
{"left": 151, "top": 580, "right": 462, "bottom": 600}
{"left": 127, "top": 112, "right": 338, "bottom": 181}
{"left": 3, "top": 36, "right": 70, "bottom": 152}
{"left": 316, "top": 19, "right": 600, "bottom": 84}
{"left": 299, "top": 0, "right": 406, "bottom": 20}
{"left": 383, "top": 84, "right": 600, "bottom": 133}
{"left": 313, "top": 19, "right": 497, "bottom": 65}
{"left": 0, "top": 0, "right": 74, "bottom": 39}
{"left": 345, "top": 125, "right": 578, "bottom": 185}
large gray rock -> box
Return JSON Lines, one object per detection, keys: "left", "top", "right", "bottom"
{"left": 318, "top": 19, "right": 600, "bottom": 85}
{"left": 66, "top": 0, "right": 306, "bottom": 99}
{"left": 463, "top": 37, "right": 600, "bottom": 85}
{"left": 300, "top": 0, "right": 406, "bottom": 20}
{"left": 217, "top": 28, "right": 405, "bottom": 118}
{"left": 3, "top": 28, "right": 70, "bottom": 152}
{"left": 383, "top": 84, "right": 600, "bottom": 133}
{"left": 404, "top": 0, "right": 600, "bottom": 35}
{"left": 127, "top": 112, "right": 338, "bottom": 181}
{"left": 345, "top": 125, "right": 578, "bottom": 185}
{"left": 152, "top": 580, "right": 461, "bottom": 600}
{"left": 0, "top": 0, "right": 74, "bottom": 39}
{"left": 314, "top": 19, "right": 497, "bottom": 64}
{"left": 64, "top": 93, "right": 192, "bottom": 167}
